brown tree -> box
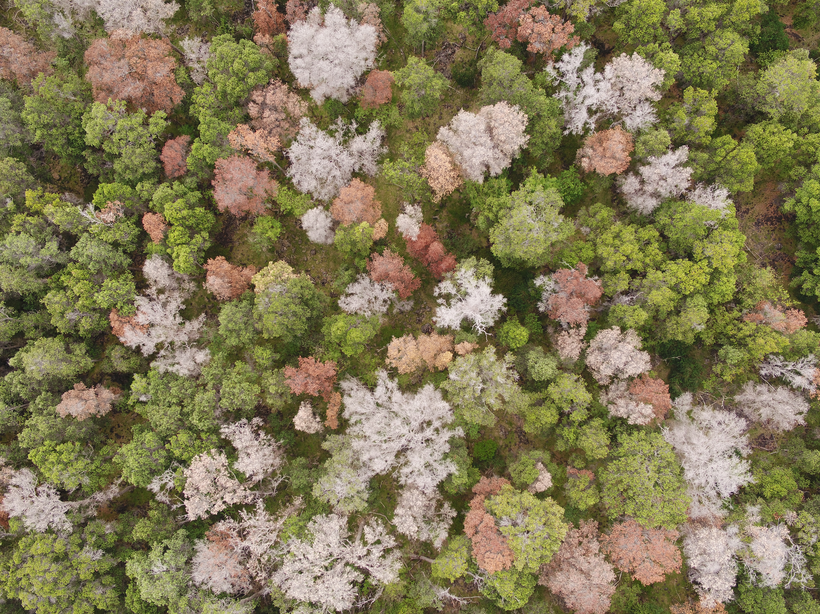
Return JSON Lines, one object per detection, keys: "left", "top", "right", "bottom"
{"left": 283, "top": 356, "right": 338, "bottom": 401}
{"left": 742, "top": 300, "right": 808, "bottom": 334}
{"left": 358, "top": 3, "right": 387, "bottom": 44}
{"left": 541, "top": 263, "right": 603, "bottom": 327}
{"left": 0, "top": 27, "right": 55, "bottom": 87}
{"left": 540, "top": 520, "right": 616, "bottom": 614}
{"left": 228, "top": 124, "right": 281, "bottom": 164}
{"left": 360, "top": 70, "right": 394, "bottom": 109}
{"left": 405, "top": 224, "right": 457, "bottom": 279}
{"left": 330, "top": 178, "right": 382, "bottom": 225}
{"left": 601, "top": 519, "right": 682, "bottom": 585}
{"left": 367, "top": 249, "right": 421, "bottom": 299}
{"left": 421, "top": 141, "right": 463, "bottom": 203}
{"left": 484, "top": 0, "right": 532, "bottom": 48}
{"left": 386, "top": 333, "right": 454, "bottom": 374}
{"left": 204, "top": 257, "right": 257, "bottom": 301}
{"left": 142, "top": 212, "right": 168, "bottom": 244}
{"left": 213, "top": 155, "right": 278, "bottom": 217}
{"left": 56, "top": 383, "right": 120, "bottom": 421}
{"left": 516, "top": 6, "right": 579, "bottom": 59}
{"left": 464, "top": 476, "right": 515, "bottom": 573}
{"left": 325, "top": 391, "right": 341, "bottom": 429}
{"left": 577, "top": 127, "right": 634, "bottom": 176}
{"left": 628, "top": 375, "right": 672, "bottom": 422}
{"left": 109, "top": 308, "right": 147, "bottom": 338}
{"left": 160, "top": 135, "right": 191, "bottom": 179}
{"left": 84, "top": 30, "right": 184, "bottom": 114}
{"left": 253, "top": 0, "right": 287, "bottom": 36}
{"left": 286, "top": 0, "right": 311, "bottom": 24}
{"left": 248, "top": 79, "right": 308, "bottom": 141}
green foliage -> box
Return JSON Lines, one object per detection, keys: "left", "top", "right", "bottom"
{"left": 322, "top": 313, "right": 381, "bottom": 359}
{"left": 250, "top": 215, "right": 283, "bottom": 250}
{"left": 600, "top": 431, "right": 690, "bottom": 528}
{"left": 276, "top": 185, "right": 313, "bottom": 216}
{"left": 402, "top": 0, "right": 446, "bottom": 47}
{"left": 0, "top": 157, "right": 37, "bottom": 206}
{"left": 565, "top": 467, "right": 601, "bottom": 510}
{"left": 473, "top": 439, "right": 498, "bottom": 463}
{"left": 480, "top": 568, "right": 538, "bottom": 611}
{"left": 393, "top": 57, "right": 449, "bottom": 119}
{"left": 334, "top": 222, "right": 375, "bottom": 263}
{"left": 666, "top": 87, "right": 718, "bottom": 147}
{"left": 526, "top": 348, "right": 558, "bottom": 382}
{"left": 253, "top": 263, "right": 325, "bottom": 343}
{"left": 23, "top": 71, "right": 91, "bottom": 162}
{"left": 750, "top": 9, "right": 789, "bottom": 56}
{"left": 432, "top": 535, "right": 471, "bottom": 582}
{"left": 498, "top": 318, "right": 529, "bottom": 350}
{"left": 207, "top": 35, "right": 275, "bottom": 107}
{"left": 508, "top": 450, "right": 549, "bottom": 489}
{"left": 737, "top": 584, "right": 787, "bottom": 614}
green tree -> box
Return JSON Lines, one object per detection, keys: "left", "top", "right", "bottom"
{"left": 333, "top": 222, "right": 375, "bottom": 264}
{"left": 0, "top": 157, "right": 37, "bottom": 206}
{"left": 679, "top": 30, "right": 749, "bottom": 92}
{"left": 28, "top": 440, "right": 105, "bottom": 492}
{"left": 498, "top": 318, "right": 529, "bottom": 349}
{"left": 431, "top": 535, "right": 471, "bottom": 582}
{"left": 737, "top": 584, "right": 787, "bottom": 614}
{"left": 126, "top": 530, "right": 193, "bottom": 612}
{"left": 754, "top": 50, "right": 820, "bottom": 125}
{"left": 690, "top": 135, "right": 760, "bottom": 193}
{"left": 402, "top": 0, "right": 446, "bottom": 48}
{"left": 253, "top": 261, "right": 325, "bottom": 343}
{"left": 393, "top": 57, "right": 449, "bottom": 119}
{"left": 22, "top": 71, "right": 91, "bottom": 162}
{"left": 613, "top": 0, "right": 667, "bottom": 45}
{"left": 599, "top": 431, "right": 689, "bottom": 528}
{"left": 8, "top": 337, "right": 93, "bottom": 387}
{"left": 565, "top": 467, "right": 601, "bottom": 510}
{"left": 480, "top": 568, "right": 538, "bottom": 611}
{"left": 207, "top": 34, "right": 275, "bottom": 107}
{"left": 83, "top": 100, "right": 168, "bottom": 185}
{"left": 666, "top": 87, "right": 718, "bottom": 146}
{"left": 322, "top": 313, "right": 380, "bottom": 359}
{"left": 489, "top": 173, "right": 573, "bottom": 268}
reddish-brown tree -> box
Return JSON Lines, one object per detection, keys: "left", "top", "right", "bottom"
{"left": 142, "top": 212, "right": 168, "bottom": 244}
{"left": 421, "top": 141, "right": 463, "bottom": 203}
{"left": 405, "top": 223, "right": 457, "bottom": 279}
{"left": 628, "top": 375, "right": 672, "bottom": 422}
{"left": 56, "top": 383, "right": 120, "bottom": 421}
{"left": 248, "top": 80, "right": 308, "bottom": 142}
{"left": 283, "top": 356, "right": 338, "bottom": 401}
{"left": 253, "top": 0, "right": 287, "bottom": 36}
{"left": 330, "top": 178, "right": 382, "bottom": 225}
{"left": 516, "top": 7, "right": 579, "bottom": 59}
{"left": 484, "top": 0, "right": 532, "bottom": 48}
{"left": 543, "top": 263, "right": 603, "bottom": 327}
{"left": 213, "top": 155, "right": 278, "bottom": 217}
{"left": 360, "top": 70, "right": 394, "bottom": 109}
{"left": 228, "top": 124, "right": 281, "bottom": 164}
{"left": 325, "top": 391, "right": 341, "bottom": 429}
{"left": 464, "top": 476, "right": 515, "bottom": 573}
{"left": 367, "top": 249, "right": 421, "bottom": 299}
{"left": 109, "top": 308, "right": 147, "bottom": 338}
{"left": 386, "top": 333, "right": 454, "bottom": 373}
{"left": 540, "top": 520, "right": 616, "bottom": 614}
{"left": 742, "top": 300, "right": 808, "bottom": 334}
{"left": 84, "top": 30, "right": 184, "bottom": 114}
{"left": 204, "top": 257, "right": 257, "bottom": 301}
{"left": 0, "top": 27, "right": 55, "bottom": 87}
{"left": 286, "top": 0, "right": 311, "bottom": 24}
{"left": 160, "top": 135, "right": 191, "bottom": 179}
{"left": 577, "top": 127, "right": 634, "bottom": 176}
{"left": 601, "top": 519, "right": 682, "bottom": 585}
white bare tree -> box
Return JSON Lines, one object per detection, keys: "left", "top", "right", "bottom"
{"left": 339, "top": 274, "right": 397, "bottom": 317}
{"left": 663, "top": 394, "right": 753, "bottom": 518}
{"left": 180, "top": 37, "right": 211, "bottom": 86}
{"left": 683, "top": 524, "right": 742, "bottom": 606}
{"left": 760, "top": 354, "right": 819, "bottom": 396}
{"left": 220, "top": 418, "right": 285, "bottom": 484}
{"left": 618, "top": 147, "right": 693, "bottom": 215}
{"left": 392, "top": 486, "right": 455, "bottom": 549}
{"left": 396, "top": 203, "right": 423, "bottom": 240}
{"left": 183, "top": 450, "right": 254, "bottom": 521}
{"left": 433, "top": 266, "right": 507, "bottom": 335}
{"left": 271, "top": 513, "right": 401, "bottom": 611}
{"left": 288, "top": 5, "right": 378, "bottom": 103}
{"left": 585, "top": 327, "right": 651, "bottom": 385}
{"left": 301, "top": 207, "right": 336, "bottom": 245}
{"left": 1, "top": 468, "right": 71, "bottom": 533}
{"left": 734, "top": 382, "right": 809, "bottom": 431}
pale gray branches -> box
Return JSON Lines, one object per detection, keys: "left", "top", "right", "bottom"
{"left": 433, "top": 266, "right": 507, "bottom": 335}
{"left": 301, "top": 207, "right": 335, "bottom": 244}
{"left": 1, "top": 468, "right": 71, "bottom": 533}
{"left": 392, "top": 486, "right": 455, "bottom": 548}
{"left": 618, "top": 146, "right": 693, "bottom": 215}
{"left": 585, "top": 327, "right": 651, "bottom": 385}
{"left": 734, "top": 382, "right": 809, "bottom": 431}
{"left": 338, "top": 274, "right": 397, "bottom": 317}
{"left": 683, "top": 524, "right": 742, "bottom": 606}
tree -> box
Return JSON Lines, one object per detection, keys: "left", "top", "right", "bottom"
{"left": 84, "top": 31, "right": 184, "bottom": 114}
{"left": 437, "top": 102, "right": 529, "bottom": 183}
{"left": 286, "top": 118, "right": 385, "bottom": 201}
{"left": 433, "top": 265, "right": 507, "bottom": 334}
{"left": 340, "top": 370, "right": 462, "bottom": 491}
{"left": 539, "top": 521, "right": 616, "bottom": 614}
{"left": 535, "top": 263, "right": 603, "bottom": 327}
{"left": 754, "top": 50, "right": 819, "bottom": 124}
{"left": 516, "top": 6, "right": 579, "bottom": 58}
{"left": 301, "top": 207, "right": 335, "bottom": 244}
{"left": 339, "top": 274, "right": 396, "bottom": 316}
{"left": 272, "top": 513, "right": 401, "bottom": 611}
{"left": 441, "top": 347, "right": 524, "bottom": 427}
{"left": 183, "top": 449, "right": 254, "bottom": 520}
{"left": 330, "top": 178, "right": 381, "bottom": 225}
{"left": 22, "top": 72, "right": 91, "bottom": 162}
{"left": 252, "top": 0, "right": 285, "bottom": 36}
{"left": 405, "top": 223, "right": 457, "bottom": 279}
{"left": 393, "top": 57, "right": 449, "bottom": 119}
{"left": 247, "top": 79, "right": 308, "bottom": 142}
{"left": 734, "top": 382, "right": 809, "bottom": 431}
{"left": 361, "top": 70, "right": 394, "bottom": 109}
{"left": 180, "top": 37, "right": 211, "bottom": 85}
{"left": 600, "top": 431, "right": 689, "bottom": 529}
{"left": 204, "top": 257, "right": 256, "bottom": 300}
{"left": 601, "top": 519, "right": 682, "bottom": 585}
{"left": 160, "top": 135, "right": 191, "bottom": 178}
{"left": 206, "top": 34, "right": 274, "bottom": 107}
{"left": 663, "top": 394, "right": 753, "bottom": 518}
{"left": 760, "top": 355, "right": 820, "bottom": 398}
{"left": 619, "top": 146, "right": 692, "bottom": 214}
{"left": 9, "top": 337, "right": 94, "bottom": 387}
{"left": 83, "top": 99, "right": 168, "bottom": 184}
{"left": 220, "top": 418, "right": 284, "bottom": 484}
{"left": 55, "top": 383, "right": 119, "bottom": 420}
{"left": 421, "top": 140, "right": 464, "bottom": 202}
{"left": 393, "top": 486, "right": 455, "bottom": 548}
{"left": 484, "top": 0, "right": 531, "bottom": 47}
{"left": 1, "top": 468, "right": 70, "bottom": 533}
{"left": 288, "top": 5, "right": 378, "bottom": 103}
{"left": 578, "top": 127, "right": 634, "bottom": 175}
{"left": 213, "top": 155, "right": 277, "bottom": 217}
{"left": 228, "top": 123, "right": 281, "bottom": 164}
{"left": 586, "top": 327, "right": 652, "bottom": 385}
{"left": 489, "top": 172, "right": 574, "bottom": 268}
{"left": 322, "top": 313, "right": 380, "bottom": 358}
{"left": 283, "top": 356, "right": 337, "bottom": 400}
{"left": 252, "top": 260, "right": 324, "bottom": 343}
{"left": 742, "top": 301, "right": 807, "bottom": 334}
{"left": 683, "top": 525, "right": 742, "bottom": 605}
{"left": 565, "top": 467, "right": 600, "bottom": 510}
{"left": 464, "top": 476, "right": 516, "bottom": 572}
{"left": 367, "top": 249, "right": 421, "bottom": 299}
{"left": 294, "top": 400, "right": 324, "bottom": 433}
{"left": 386, "top": 333, "right": 454, "bottom": 373}
{"left": 0, "top": 27, "right": 55, "bottom": 87}
{"left": 667, "top": 87, "right": 718, "bottom": 147}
